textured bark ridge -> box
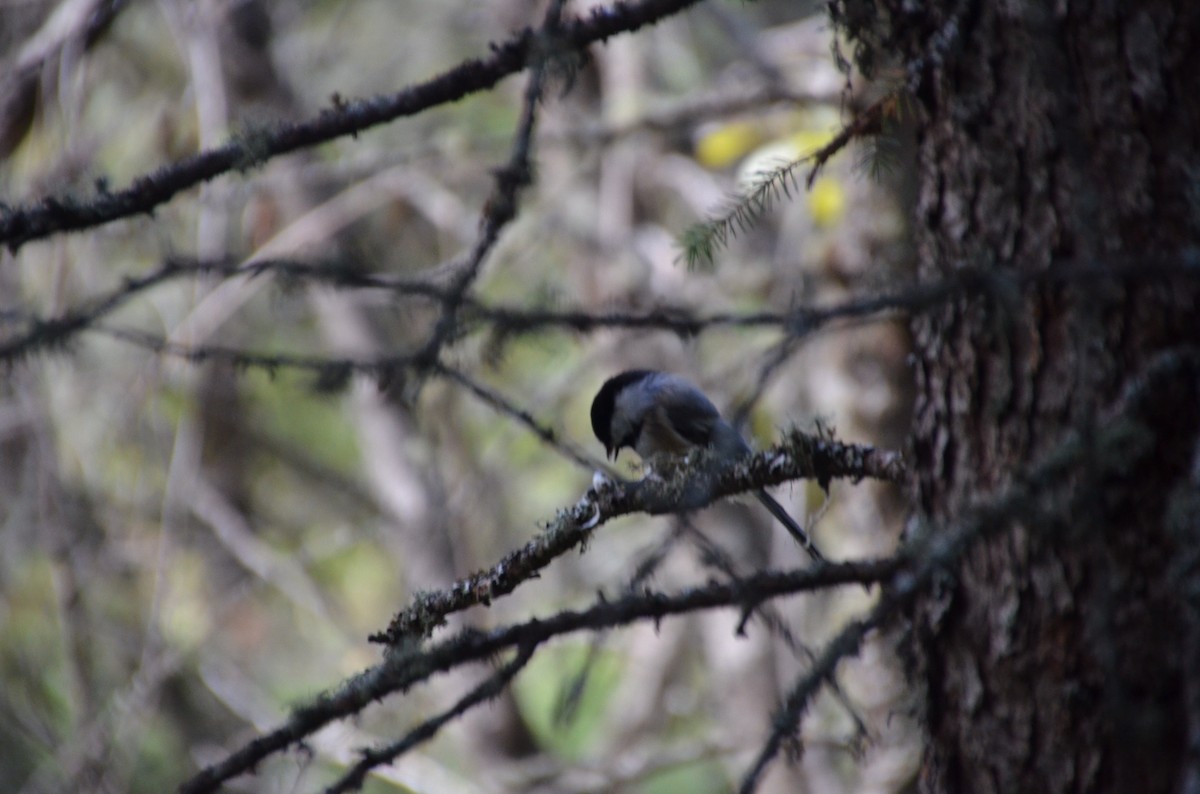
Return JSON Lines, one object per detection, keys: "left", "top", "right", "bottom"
{"left": 866, "top": 1, "right": 1200, "bottom": 792}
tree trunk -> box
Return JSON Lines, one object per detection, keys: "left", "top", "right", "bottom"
{"left": 873, "top": 1, "right": 1200, "bottom": 791}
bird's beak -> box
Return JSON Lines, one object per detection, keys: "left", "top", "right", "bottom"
{"left": 605, "top": 445, "right": 615, "bottom": 461}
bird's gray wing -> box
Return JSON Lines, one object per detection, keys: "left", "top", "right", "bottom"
{"left": 650, "top": 376, "right": 722, "bottom": 447}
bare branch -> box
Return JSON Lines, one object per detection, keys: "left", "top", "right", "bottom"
{"left": 178, "top": 559, "right": 899, "bottom": 794}
{"left": 373, "top": 430, "right": 905, "bottom": 643}
{"left": 8, "top": 255, "right": 1195, "bottom": 366}
{"left": 0, "top": 0, "right": 707, "bottom": 252}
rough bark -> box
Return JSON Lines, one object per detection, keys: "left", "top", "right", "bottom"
{"left": 863, "top": 1, "right": 1200, "bottom": 792}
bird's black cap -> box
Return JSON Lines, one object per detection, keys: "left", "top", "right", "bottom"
{"left": 590, "top": 369, "right": 655, "bottom": 458}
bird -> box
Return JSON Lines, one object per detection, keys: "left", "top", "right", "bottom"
{"left": 590, "top": 369, "right": 823, "bottom": 562}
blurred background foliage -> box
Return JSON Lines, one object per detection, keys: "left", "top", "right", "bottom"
{"left": 1, "top": 0, "right": 916, "bottom": 792}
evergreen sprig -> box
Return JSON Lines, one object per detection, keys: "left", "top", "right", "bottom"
{"left": 680, "top": 157, "right": 807, "bottom": 270}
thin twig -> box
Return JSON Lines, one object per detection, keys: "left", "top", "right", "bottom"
{"left": 410, "top": 0, "right": 566, "bottom": 372}
{"left": 322, "top": 644, "right": 536, "bottom": 794}
{"left": 433, "top": 362, "right": 608, "bottom": 472}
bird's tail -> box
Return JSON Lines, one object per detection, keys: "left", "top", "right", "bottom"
{"left": 754, "top": 490, "right": 824, "bottom": 562}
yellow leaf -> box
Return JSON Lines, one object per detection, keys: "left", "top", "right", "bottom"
{"left": 694, "top": 121, "right": 766, "bottom": 169}
{"left": 807, "top": 176, "right": 846, "bottom": 228}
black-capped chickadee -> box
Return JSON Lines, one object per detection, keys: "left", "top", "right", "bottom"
{"left": 590, "top": 369, "right": 823, "bottom": 562}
